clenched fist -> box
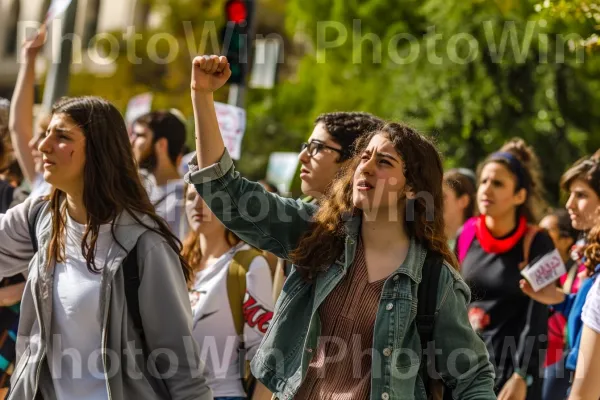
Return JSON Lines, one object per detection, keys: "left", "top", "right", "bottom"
{"left": 191, "top": 55, "right": 231, "bottom": 93}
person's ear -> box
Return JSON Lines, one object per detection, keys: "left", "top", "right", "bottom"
{"left": 154, "top": 137, "right": 168, "bottom": 154}
{"left": 514, "top": 187, "right": 527, "bottom": 206}
{"left": 458, "top": 193, "right": 470, "bottom": 210}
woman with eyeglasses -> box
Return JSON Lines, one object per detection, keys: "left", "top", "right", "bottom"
{"left": 272, "top": 113, "right": 384, "bottom": 290}
{"left": 298, "top": 112, "right": 383, "bottom": 203}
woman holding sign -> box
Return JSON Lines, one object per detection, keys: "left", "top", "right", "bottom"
{"left": 456, "top": 139, "right": 555, "bottom": 400}
{"left": 521, "top": 223, "right": 600, "bottom": 398}
{"left": 521, "top": 153, "right": 600, "bottom": 398}
{"left": 538, "top": 153, "right": 600, "bottom": 400}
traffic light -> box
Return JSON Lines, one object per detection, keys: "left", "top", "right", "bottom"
{"left": 222, "top": 0, "right": 254, "bottom": 84}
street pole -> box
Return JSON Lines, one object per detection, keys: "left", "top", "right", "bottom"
{"left": 227, "top": 0, "right": 256, "bottom": 108}
{"left": 42, "top": 0, "right": 78, "bottom": 111}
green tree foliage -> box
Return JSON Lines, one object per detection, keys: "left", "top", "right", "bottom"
{"left": 65, "top": 0, "right": 600, "bottom": 205}
{"left": 259, "top": 0, "right": 600, "bottom": 204}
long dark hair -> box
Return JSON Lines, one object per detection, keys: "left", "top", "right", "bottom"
{"left": 46, "top": 96, "right": 192, "bottom": 281}
{"left": 290, "top": 122, "right": 457, "bottom": 281}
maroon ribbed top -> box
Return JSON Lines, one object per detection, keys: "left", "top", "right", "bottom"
{"left": 295, "top": 240, "right": 385, "bottom": 399}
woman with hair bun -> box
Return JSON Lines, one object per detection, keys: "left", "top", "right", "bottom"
{"left": 457, "top": 139, "right": 555, "bottom": 400}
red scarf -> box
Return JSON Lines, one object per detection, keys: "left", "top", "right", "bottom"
{"left": 475, "top": 214, "right": 528, "bottom": 254}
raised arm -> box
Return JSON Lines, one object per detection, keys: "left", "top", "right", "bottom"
{"left": 190, "top": 55, "right": 229, "bottom": 168}
{"left": 9, "top": 28, "right": 46, "bottom": 184}
{"left": 187, "top": 55, "right": 316, "bottom": 259}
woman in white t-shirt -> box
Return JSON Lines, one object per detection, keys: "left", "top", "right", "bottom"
{"left": 182, "top": 184, "right": 274, "bottom": 400}
{"left": 0, "top": 96, "right": 212, "bottom": 400}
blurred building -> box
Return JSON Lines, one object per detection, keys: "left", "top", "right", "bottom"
{"left": 0, "top": 0, "right": 295, "bottom": 100}
{"left": 0, "top": 0, "right": 155, "bottom": 98}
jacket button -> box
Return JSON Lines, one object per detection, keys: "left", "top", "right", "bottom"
{"left": 386, "top": 303, "right": 394, "bottom": 311}
{"left": 382, "top": 393, "right": 390, "bottom": 400}
{"left": 393, "top": 275, "right": 399, "bottom": 281}
{"left": 383, "top": 348, "right": 392, "bottom": 357}
{"left": 306, "top": 347, "right": 313, "bottom": 353}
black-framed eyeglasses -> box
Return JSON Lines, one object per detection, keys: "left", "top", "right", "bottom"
{"left": 300, "top": 140, "right": 344, "bottom": 158}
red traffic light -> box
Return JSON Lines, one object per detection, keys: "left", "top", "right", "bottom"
{"left": 225, "top": 0, "right": 248, "bottom": 24}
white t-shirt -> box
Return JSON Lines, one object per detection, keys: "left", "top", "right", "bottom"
{"left": 583, "top": 276, "right": 600, "bottom": 334}
{"left": 147, "top": 177, "right": 187, "bottom": 240}
{"left": 190, "top": 243, "right": 274, "bottom": 398}
{"left": 48, "top": 213, "right": 114, "bottom": 400}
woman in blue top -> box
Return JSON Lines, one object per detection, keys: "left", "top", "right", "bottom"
{"left": 521, "top": 222, "right": 600, "bottom": 393}
{"left": 570, "top": 246, "right": 600, "bottom": 399}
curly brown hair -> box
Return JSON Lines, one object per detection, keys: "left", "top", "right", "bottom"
{"left": 290, "top": 123, "right": 458, "bottom": 281}
{"left": 478, "top": 138, "right": 548, "bottom": 223}
{"left": 584, "top": 223, "right": 600, "bottom": 274}
{"left": 315, "top": 112, "right": 384, "bottom": 161}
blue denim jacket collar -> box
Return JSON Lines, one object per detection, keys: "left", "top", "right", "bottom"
{"left": 341, "top": 212, "right": 426, "bottom": 284}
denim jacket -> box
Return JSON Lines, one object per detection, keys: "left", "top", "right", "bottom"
{"left": 186, "top": 149, "right": 496, "bottom": 400}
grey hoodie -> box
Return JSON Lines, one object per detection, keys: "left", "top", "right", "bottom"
{"left": 0, "top": 196, "right": 213, "bottom": 400}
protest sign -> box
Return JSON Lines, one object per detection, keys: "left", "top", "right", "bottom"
{"left": 521, "top": 248, "right": 567, "bottom": 292}
{"left": 266, "top": 152, "right": 300, "bottom": 195}
{"left": 214, "top": 102, "right": 246, "bottom": 160}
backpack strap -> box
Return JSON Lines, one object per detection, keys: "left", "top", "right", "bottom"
{"left": 457, "top": 217, "right": 477, "bottom": 264}
{"left": 518, "top": 225, "right": 541, "bottom": 270}
{"left": 28, "top": 200, "right": 47, "bottom": 253}
{"left": 228, "top": 247, "right": 263, "bottom": 396}
{"left": 417, "top": 252, "right": 443, "bottom": 348}
{"left": 417, "top": 251, "right": 444, "bottom": 397}
{"left": 122, "top": 243, "right": 144, "bottom": 342}
{"left": 228, "top": 248, "right": 263, "bottom": 336}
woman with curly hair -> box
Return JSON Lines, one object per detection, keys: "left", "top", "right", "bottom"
{"left": 185, "top": 54, "right": 496, "bottom": 400}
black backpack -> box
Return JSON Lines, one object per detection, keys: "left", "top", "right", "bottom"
{"left": 417, "top": 252, "right": 453, "bottom": 400}
{"left": 28, "top": 201, "right": 144, "bottom": 340}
